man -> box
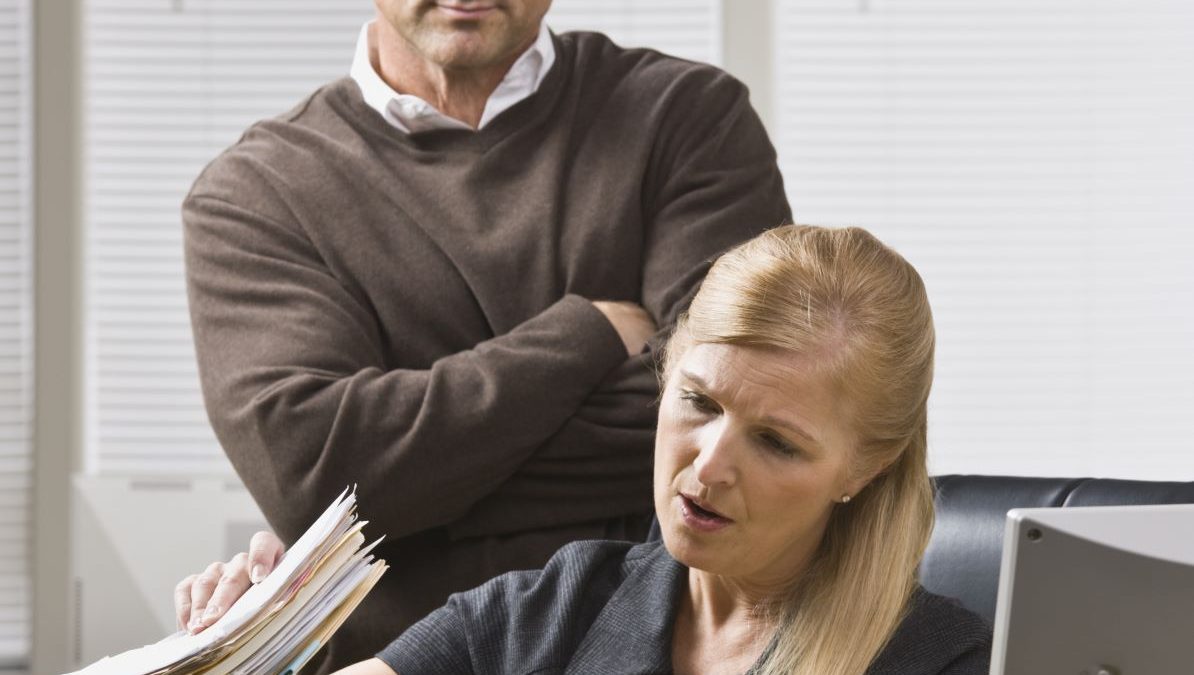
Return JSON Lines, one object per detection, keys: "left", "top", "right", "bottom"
{"left": 178, "top": 0, "right": 789, "bottom": 670}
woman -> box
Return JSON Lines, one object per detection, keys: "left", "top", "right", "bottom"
{"left": 181, "top": 225, "right": 991, "bottom": 674}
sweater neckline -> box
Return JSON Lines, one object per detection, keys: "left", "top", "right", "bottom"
{"left": 333, "top": 31, "right": 573, "bottom": 156}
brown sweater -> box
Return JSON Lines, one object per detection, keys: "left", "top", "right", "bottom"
{"left": 183, "top": 31, "right": 789, "bottom": 671}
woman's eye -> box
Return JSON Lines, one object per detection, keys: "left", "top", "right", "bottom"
{"left": 679, "top": 391, "right": 718, "bottom": 413}
{"left": 758, "top": 432, "right": 797, "bottom": 457}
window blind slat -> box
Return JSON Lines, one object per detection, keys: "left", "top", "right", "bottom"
{"left": 776, "top": 0, "right": 1194, "bottom": 479}
{"left": 0, "top": 0, "right": 28, "bottom": 665}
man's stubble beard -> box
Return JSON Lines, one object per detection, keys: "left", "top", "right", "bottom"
{"left": 399, "top": 10, "right": 528, "bottom": 71}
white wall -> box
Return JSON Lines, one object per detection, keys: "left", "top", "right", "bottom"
{"left": 771, "top": 0, "right": 1194, "bottom": 479}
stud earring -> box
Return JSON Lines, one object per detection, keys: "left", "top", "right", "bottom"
{"left": 840, "top": 494, "right": 851, "bottom": 504}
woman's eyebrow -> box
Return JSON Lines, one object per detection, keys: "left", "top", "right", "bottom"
{"left": 759, "top": 413, "right": 819, "bottom": 446}
{"left": 677, "top": 369, "right": 711, "bottom": 390}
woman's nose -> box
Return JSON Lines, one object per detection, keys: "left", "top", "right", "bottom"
{"left": 692, "top": 420, "right": 737, "bottom": 487}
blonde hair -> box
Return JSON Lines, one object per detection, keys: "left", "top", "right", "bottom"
{"left": 663, "top": 224, "right": 936, "bottom": 675}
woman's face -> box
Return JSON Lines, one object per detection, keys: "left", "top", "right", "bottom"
{"left": 654, "top": 342, "right": 869, "bottom": 588}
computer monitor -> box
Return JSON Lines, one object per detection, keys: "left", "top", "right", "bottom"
{"left": 989, "top": 503, "right": 1194, "bottom": 674}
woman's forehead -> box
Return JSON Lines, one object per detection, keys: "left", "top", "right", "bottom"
{"left": 672, "top": 343, "right": 844, "bottom": 434}
{"left": 674, "top": 342, "right": 831, "bottom": 388}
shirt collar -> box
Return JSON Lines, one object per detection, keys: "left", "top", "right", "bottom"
{"left": 349, "top": 20, "right": 556, "bottom": 134}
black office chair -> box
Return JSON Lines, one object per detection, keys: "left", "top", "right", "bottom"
{"left": 922, "top": 475, "right": 1194, "bottom": 622}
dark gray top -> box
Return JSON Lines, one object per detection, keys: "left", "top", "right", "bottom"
{"left": 378, "top": 540, "right": 992, "bottom": 674}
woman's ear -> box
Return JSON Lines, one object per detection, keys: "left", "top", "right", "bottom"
{"left": 843, "top": 454, "right": 896, "bottom": 500}
{"left": 843, "top": 475, "right": 872, "bottom": 501}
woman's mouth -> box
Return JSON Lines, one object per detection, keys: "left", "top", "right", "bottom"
{"left": 679, "top": 494, "right": 733, "bottom": 532}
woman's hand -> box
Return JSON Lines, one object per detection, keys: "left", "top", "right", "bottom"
{"left": 331, "top": 658, "right": 398, "bottom": 675}
{"left": 173, "top": 530, "right": 286, "bottom": 633}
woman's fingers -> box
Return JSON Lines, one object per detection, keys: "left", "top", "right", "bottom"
{"left": 187, "top": 561, "right": 225, "bottom": 633}
{"left": 174, "top": 574, "right": 198, "bottom": 631}
{"left": 247, "top": 531, "right": 286, "bottom": 583}
{"left": 193, "top": 552, "right": 252, "bottom": 632}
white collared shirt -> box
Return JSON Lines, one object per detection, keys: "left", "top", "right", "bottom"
{"left": 349, "top": 20, "right": 556, "bottom": 133}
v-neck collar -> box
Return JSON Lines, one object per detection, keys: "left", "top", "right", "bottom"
{"left": 564, "top": 542, "right": 782, "bottom": 675}
{"left": 565, "top": 543, "right": 687, "bottom": 674}
{"left": 339, "top": 32, "right": 571, "bottom": 156}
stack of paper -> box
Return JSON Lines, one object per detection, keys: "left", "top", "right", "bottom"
{"left": 69, "top": 487, "right": 387, "bottom": 675}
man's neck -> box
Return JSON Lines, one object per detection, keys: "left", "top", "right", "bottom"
{"left": 371, "top": 22, "right": 534, "bottom": 129}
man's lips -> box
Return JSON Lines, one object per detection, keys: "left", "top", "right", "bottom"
{"left": 435, "top": 3, "right": 498, "bottom": 18}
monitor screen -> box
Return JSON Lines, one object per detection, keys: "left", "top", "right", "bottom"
{"left": 989, "top": 504, "right": 1194, "bottom": 674}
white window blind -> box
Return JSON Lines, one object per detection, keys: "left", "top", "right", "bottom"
{"left": 775, "top": 0, "right": 1194, "bottom": 478}
{"left": 84, "top": 1, "right": 376, "bottom": 476}
{"left": 548, "top": 0, "right": 722, "bottom": 65}
{"left": 0, "top": 0, "right": 30, "bottom": 666}
{"left": 84, "top": 2, "right": 723, "bottom": 477}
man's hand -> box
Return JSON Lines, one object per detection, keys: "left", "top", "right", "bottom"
{"left": 591, "top": 301, "right": 657, "bottom": 357}
{"left": 174, "top": 531, "right": 286, "bottom": 634}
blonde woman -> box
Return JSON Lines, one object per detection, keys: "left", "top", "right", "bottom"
{"left": 185, "top": 225, "right": 991, "bottom": 674}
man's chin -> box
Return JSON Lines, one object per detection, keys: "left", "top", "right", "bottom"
{"left": 419, "top": 32, "right": 513, "bottom": 69}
